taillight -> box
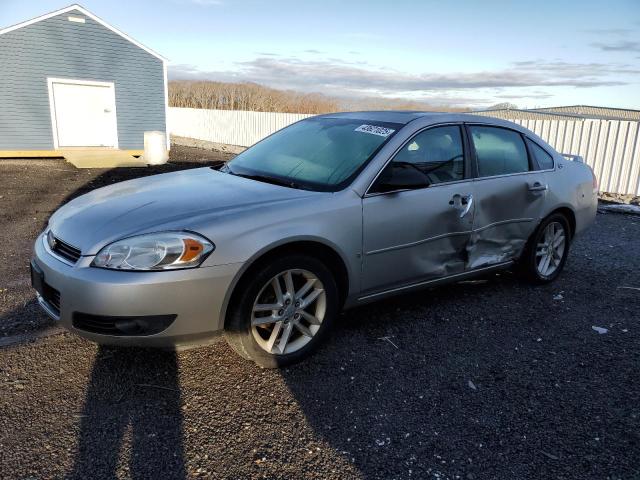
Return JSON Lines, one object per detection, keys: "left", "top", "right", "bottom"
{"left": 591, "top": 168, "right": 598, "bottom": 192}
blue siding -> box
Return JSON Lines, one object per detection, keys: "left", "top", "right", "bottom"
{"left": 0, "top": 9, "right": 165, "bottom": 150}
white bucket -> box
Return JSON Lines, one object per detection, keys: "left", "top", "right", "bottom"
{"left": 144, "top": 131, "right": 169, "bottom": 165}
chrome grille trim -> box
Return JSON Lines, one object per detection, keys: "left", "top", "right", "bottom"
{"left": 52, "top": 237, "right": 81, "bottom": 263}
{"left": 42, "top": 233, "right": 81, "bottom": 266}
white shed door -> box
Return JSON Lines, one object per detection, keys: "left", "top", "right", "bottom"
{"left": 51, "top": 81, "right": 118, "bottom": 148}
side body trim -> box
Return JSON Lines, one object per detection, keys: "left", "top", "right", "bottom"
{"left": 364, "top": 218, "right": 534, "bottom": 256}
{"left": 357, "top": 261, "right": 513, "bottom": 301}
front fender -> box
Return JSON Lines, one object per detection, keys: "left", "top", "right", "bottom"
{"left": 203, "top": 189, "right": 364, "bottom": 329}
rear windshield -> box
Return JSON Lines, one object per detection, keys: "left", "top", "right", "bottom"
{"left": 227, "top": 117, "right": 402, "bottom": 191}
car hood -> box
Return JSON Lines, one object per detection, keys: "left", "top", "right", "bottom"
{"left": 48, "top": 167, "right": 317, "bottom": 254}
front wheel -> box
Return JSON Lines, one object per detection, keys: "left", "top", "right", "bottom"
{"left": 520, "top": 213, "right": 571, "bottom": 284}
{"left": 224, "top": 254, "right": 339, "bottom": 368}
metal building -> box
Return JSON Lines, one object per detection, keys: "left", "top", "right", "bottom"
{"left": 532, "top": 105, "right": 640, "bottom": 121}
{"left": 0, "top": 4, "right": 168, "bottom": 157}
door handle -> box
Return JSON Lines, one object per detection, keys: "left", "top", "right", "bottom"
{"left": 459, "top": 194, "right": 473, "bottom": 218}
{"left": 528, "top": 182, "right": 548, "bottom": 192}
{"left": 449, "top": 193, "right": 473, "bottom": 218}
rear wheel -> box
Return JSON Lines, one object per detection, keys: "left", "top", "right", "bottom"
{"left": 224, "top": 254, "right": 339, "bottom": 368}
{"left": 520, "top": 213, "right": 571, "bottom": 284}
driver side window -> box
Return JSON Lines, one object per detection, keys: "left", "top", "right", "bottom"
{"left": 395, "top": 125, "right": 464, "bottom": 183}
{"left": 372, "top": 125, "right": 465, "bottom": 193}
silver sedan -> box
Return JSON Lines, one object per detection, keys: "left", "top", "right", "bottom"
{"left": 31, "top": 112, "right": 597, "bottom": 367}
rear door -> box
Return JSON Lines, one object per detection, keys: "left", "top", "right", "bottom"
{"left": 466, "top": 124, "right": 549, "bottom": 268}
{"left": 361, "top": 124, "right": 474, "bottom": 294}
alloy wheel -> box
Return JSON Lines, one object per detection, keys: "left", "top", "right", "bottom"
{"left": 535, "top": 221, "right": 566, "bottom": 277}
{"left": 251, "top": 269, "right": 326, "bottom": 355}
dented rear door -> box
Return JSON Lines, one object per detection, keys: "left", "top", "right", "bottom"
{"left": 466, "top": 124, "right": 548, "bottom": 269}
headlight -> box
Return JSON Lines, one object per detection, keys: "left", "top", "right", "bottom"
{"left": 92, "top": 232, "right": 214, "bottom": 271}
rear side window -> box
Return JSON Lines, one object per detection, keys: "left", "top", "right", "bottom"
{"left": 527, "top": 139, "right": 554, "bottom": 170}
{"left": 469, "top": 126, "right": 529, "bottom": 177}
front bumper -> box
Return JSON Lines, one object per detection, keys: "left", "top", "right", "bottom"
{"left": 32, "top": 232, "right": 243, "bottom": 347}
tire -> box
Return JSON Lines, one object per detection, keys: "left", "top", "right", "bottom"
{"left": 224, "top": 254, "right": 339, "bottom": 368}
{"left": 519, "top": 213, "right": 571, "bottom": 284}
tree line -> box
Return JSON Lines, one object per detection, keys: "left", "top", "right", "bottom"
{"left": 169, "top": 80, "right": 473, "bottom": 114}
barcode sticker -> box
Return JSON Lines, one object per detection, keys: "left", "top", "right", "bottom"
{"left": 355, "top": 124, "right": 395, "bottom": 137}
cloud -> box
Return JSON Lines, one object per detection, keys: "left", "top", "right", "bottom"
{"left": 495, "top": 93, "right": 553, "bottom": 100}
{"left": 303, "top": 49, "right": 325, "bottom": 54}
{"left": 171, "top": 56, "right": 635, "bottom": 90}
{"left": 168, "top": 56, "right": 639, "bottom": 107}
{"left": 511, "top": 60, "right": 640, "bottom": 80}
{"left": 591, "top": 41, "right": 640, "bottom": 52}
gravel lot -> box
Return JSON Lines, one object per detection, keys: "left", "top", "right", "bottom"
{"left": 1, "top": 149, "right": 639, "bottom": 479}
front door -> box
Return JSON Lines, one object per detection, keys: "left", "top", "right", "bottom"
{"left": 49, "top": 79, "right": 118, "bottom": 148}
{"left": 362, "top": 125, "right": 474, "bottom": 294}
{"left": 466, "top": 124, "right": 549, "bottom": 268}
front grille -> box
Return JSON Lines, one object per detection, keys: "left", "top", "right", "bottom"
{"left": 51, "top": 236, "right": 81, "bottom": 263}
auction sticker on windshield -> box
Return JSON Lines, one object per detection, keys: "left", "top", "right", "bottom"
{"left": 355, "top": 124, "right": 395, "bottom": 137}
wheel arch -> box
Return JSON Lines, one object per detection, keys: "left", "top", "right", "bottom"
{"left": 545, "top": 205, "right": 576, "bottom": 239}
{"left": 520, "top": 205, "right": 576, "bottom": 263}
{"left": 220, "top": 237, "right": 351, "bottom": 329}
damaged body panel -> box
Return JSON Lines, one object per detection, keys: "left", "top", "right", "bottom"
{"left": 467, "top": 171, "right": 549, "bottom": 269}
{"left": 353, "top": 113, "right": 596, "bottom": 303}
{"left": 362, "top": 182, "right": 474, "bottom": 293}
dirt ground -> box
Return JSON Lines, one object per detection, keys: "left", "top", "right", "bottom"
{"left": 0, "top": 145, "right": 233, "bottom": 337}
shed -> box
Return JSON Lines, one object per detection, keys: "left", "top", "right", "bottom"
{"left": 0, "top": 4, "right": 168, "bottom": 158}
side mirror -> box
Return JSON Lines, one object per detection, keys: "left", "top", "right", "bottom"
{"left": 373, "top": 164, "right": 428, "bottom": 193}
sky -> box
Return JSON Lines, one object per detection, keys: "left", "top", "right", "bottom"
{"left": 2, "top": 0, "right": 639, "bottom": 109}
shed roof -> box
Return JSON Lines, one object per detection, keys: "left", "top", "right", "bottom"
{"left": 0, "top": 4, "right": 167, "bottom": 62}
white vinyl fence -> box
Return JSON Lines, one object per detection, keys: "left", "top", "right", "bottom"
{"left": 168, "top": 107, "right": 640, "bottom": 196}
{"left": 168, "top": 107, "right": 311, "bottom": 149}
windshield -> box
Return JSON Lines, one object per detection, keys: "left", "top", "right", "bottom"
{"left": 226, "top": 117, "right": 402, "bottom": 191}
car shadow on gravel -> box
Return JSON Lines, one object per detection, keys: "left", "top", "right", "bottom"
{"left": 1, "top": 153, "right": 228, "bottom": 476}
{"left": 40, "top": 159, "right": 226, "bottom": 477}
{"left": 69, "top": 346, "right": 186, "bottom": 479}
